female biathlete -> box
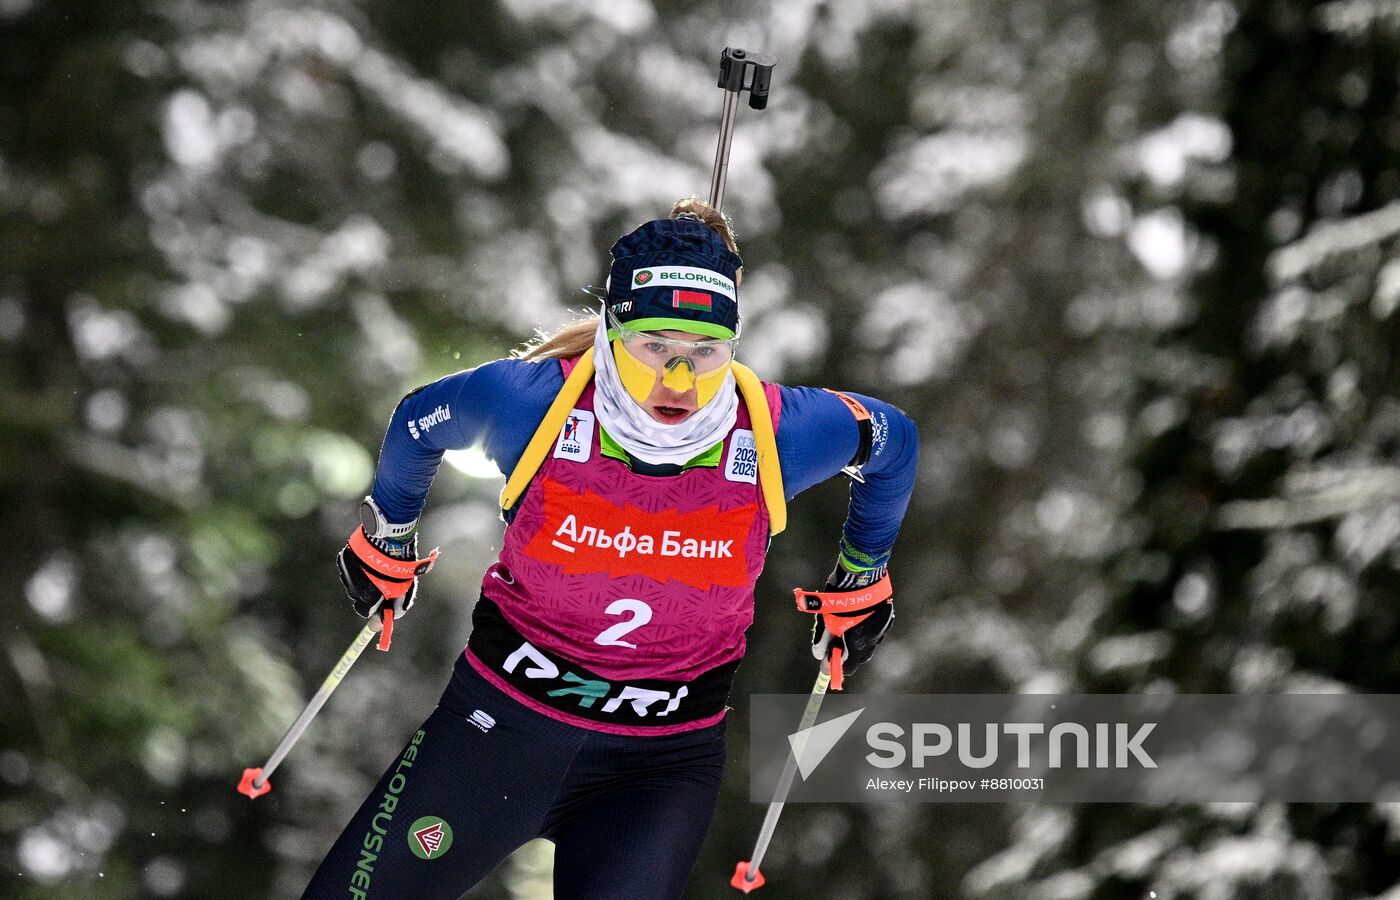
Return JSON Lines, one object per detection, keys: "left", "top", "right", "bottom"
{"left": 302, "top": 199, "right": 918, "bottom": 899}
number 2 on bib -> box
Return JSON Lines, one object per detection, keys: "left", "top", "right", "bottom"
{"left": 593, "top": 598, "right": 653, "bottom": 649}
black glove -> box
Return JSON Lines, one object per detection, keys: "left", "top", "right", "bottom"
{"left": 337, "top": 526, "right": 438, "bottom": 620}
{"left": 805, "top": 562, "right": 894, "bottom": 688}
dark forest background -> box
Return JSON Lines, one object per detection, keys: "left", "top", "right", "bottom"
{"left": 4, "top": 0, "right": 1400, "bottom": 897}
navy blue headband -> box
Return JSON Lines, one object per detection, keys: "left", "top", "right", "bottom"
{"left": 606, "top": 217, "right": 742, "bottom": 340}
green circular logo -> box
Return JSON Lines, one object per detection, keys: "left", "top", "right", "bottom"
{"left": 408, "top": 816, "right": 453, "bottom": 860}
{"left": 634, "top": 269, "right": 653, "bottom": 285}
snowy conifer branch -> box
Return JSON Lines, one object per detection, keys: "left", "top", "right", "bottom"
{"left": 1268, "top": 201, "right": 1400, "bottom": 284}
{"left": 1217, "top": 466, "right": 1400, "bottom": 529}
{"left": 1316, "top": 0, "right": 1400, "bottom": 37}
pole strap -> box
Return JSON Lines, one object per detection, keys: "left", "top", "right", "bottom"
{"left": 792, "top": 573, "right": 892, "bottom": 614}
{"left": 347, "top": 526, "right": 439, "bottom": 601}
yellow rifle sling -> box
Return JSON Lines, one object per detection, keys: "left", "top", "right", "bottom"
{"left": 499, "top": 347, "right": 596, "bottom": 511}
{"left": 730, "top": 361, "right": 787, "bottom": 535}
{"left": 500, "top": 351, "right": 787, "bottom": 536}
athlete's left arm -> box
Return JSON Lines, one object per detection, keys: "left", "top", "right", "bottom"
{"left": 774, "top": 386, "right": 917, "bottom": 683}
{"left": 774, "top": 386, "right": 920, "bottom": 574}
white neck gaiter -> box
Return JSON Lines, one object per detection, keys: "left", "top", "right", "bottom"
{"left": 590, "top": 313, "right": 738, "bottom": 466}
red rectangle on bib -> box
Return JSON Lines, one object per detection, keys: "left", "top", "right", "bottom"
{"left": 525, "top": 480, "right": 754, "bottom": 588}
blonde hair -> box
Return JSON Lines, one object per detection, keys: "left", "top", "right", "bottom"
{"left": 517, "top": 198, "right": 740, "bottom": 361}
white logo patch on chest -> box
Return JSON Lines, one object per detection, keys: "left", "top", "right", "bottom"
{"left": 724, "top": 429, "right": 758, "bottom": 484}
{"left": 553, "top": 408, "right": 595, "bottom": 462}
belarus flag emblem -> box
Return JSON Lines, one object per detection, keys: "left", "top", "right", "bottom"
{"left": 672, "top": 289, "right": 712, "bottom": 311}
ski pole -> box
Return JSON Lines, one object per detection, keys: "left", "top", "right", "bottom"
{"left": 238, "top": 609, "right": 394, "bottom": 798}
{"left": 731, "top": 656, "right": 833, "bottom": 893}
{"left": 707, "top": 46, "right": 776, "bottom": 212}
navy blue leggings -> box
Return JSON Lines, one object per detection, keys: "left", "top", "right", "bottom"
{"left": 301, "top": 658, "right": 726, "bottom": 899}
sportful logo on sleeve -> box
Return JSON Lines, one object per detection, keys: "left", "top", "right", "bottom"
{"left": 631, "top": 266, "right": 736, "bottom": 300}
{"left": 407, "top": 405, "right": 451, "bottom": 441}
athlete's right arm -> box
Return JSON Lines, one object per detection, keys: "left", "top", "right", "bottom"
{"left": 369, "top": 358, "right": 564, "bottom": 524}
